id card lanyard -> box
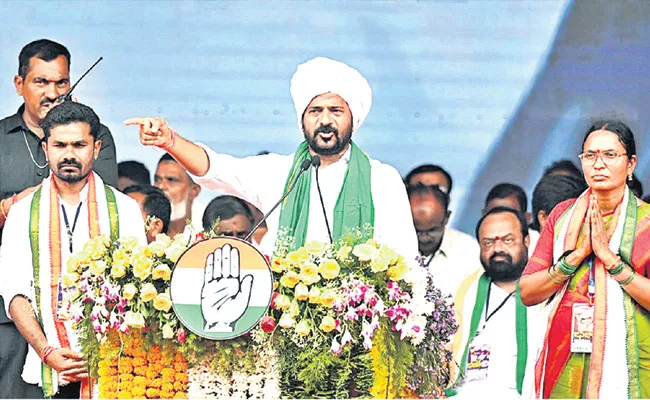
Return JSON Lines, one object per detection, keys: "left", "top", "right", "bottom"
{"left": 587, "top": 258, "right": 595, "bottom": 305}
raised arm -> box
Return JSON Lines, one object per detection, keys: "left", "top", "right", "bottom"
{"left": 124, "top": 117, "right": 210, "bottom": 177}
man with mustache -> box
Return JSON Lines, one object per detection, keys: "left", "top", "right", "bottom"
{"left": 445, "top": 207, "right": 541, "bottom": 399}
{"left": 0, "top": 102, "right": 145, "bottom": 398}
{"left": 125, "top": 57, "right": 417, "bottom": 261}
{"left": 0, "top": 39, "right": 119, "bottom": 398}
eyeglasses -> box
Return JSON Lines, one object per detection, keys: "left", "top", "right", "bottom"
{"left": 415, "top": 226, "right": 444, "bottom": 238}
{"left": 578, "top": 150, "right": 627, "bottom": 165}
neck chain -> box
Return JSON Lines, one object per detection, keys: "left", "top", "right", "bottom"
{"left": 22, "top": 128, "right": 48, "bottom": 169}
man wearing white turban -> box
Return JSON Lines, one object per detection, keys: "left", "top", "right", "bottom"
{"left": 125, "top": 57, "right": 417, "bottom": 261}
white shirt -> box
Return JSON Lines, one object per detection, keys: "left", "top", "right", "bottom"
{"left": 423, "top": 228, "right": 483, "bottom": 296}
{"left": 527, "top": 229, "right": 540, "bottom": 258}
{"left": 190, "top": 144, "right": 418, "bottom": 262}
{"left": 0, "top": 176, "right": 146, "bottom": 385}
{"left": 456, "top": 283, "right": 519, "bottom": 399}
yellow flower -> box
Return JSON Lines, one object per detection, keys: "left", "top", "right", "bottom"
{"left": 132, "top": 254, "right": 153, "bottom": 280}
{"left": 370, "top": 252, "right": 390, "bottom": 273}
{"left": 278, "top": 313, "right": 296, "bottom": 328}
{"left": 110, "top": 260, "right": 128, "bottom": 279}
{"left": 319, "top": 315, "right": 336, "bottom": 332}
{"left": 153, "top": 293, "right": 172, "bottom": 312}
{"left": 352, "top": 243, "right": 377, "bottom": 262}
{"left": 308, "top": 286, "right": 321, "bottom": 304}
{"left": 123, "top": 284, "right": 137, "bottom": 300}
{"left": 124, "top": 311, "right": 145, "bottom": 328}
{"left": 62, "top": 273, "right": 79, "bottom": 288}
{"left": 304, "top": 240, "right": 327, "bottom": 255}
{"left": 89, "top": 260, "right": 108, "bottom": 275}
{"left": 295, "top": 320, "right": 311, "bottom": 336}
{"left": 336, "top": 245, "right": 352, "bottom": 261}
{"left": 288, "top": 300, "right": 300, "bottom": 317}
{"left": 295, "top": 283, "right": 309, "bottom": 301}
{"left": 165, "top": 244, "right": 185, "bottom": 263}
{"left": 387, "top": 259, "right": 409, "bottom": 281}
{"left": 379, "top": 245, "right": 399, "bottom": 264}
{"left": 365, "top": 238, "right": 378, "bottom": 247}
{"left": 274, "top": 294, "right": 291, "bottom": 309}
{"left": 299, "top": 262, "right": 320, "bottom": 285}
{"left": 83, "top": 237, "right": 105, "bottom": 260}
{"left": 162, "top": 324, "right": 174, "bottom": 339}
{"left": 66, "top": 254, "right": 81, "bottom": 274}
{"left": 319, "top": 288, "right": 337, "bottom": 308}
{"left": 119, "top": 236, "right": 140, "bottom": 252}
{"left": 319, "top": 258, "right": 340, "bottom": 280}
{"left": 141, "top": 283, "right": 158, "bottom": 302}
{"left": 286, "top": 248, "right": 309, "bottom": 265}
{"left": 147, "top": 241, "right": 167, "bottom": 257}
{"left": 280, "top": 271, "right": 300, "bottom": 288}
{"left": 152, "top": 264, "right": 172, "bottom": 281}
{"left": 154, "top": 233, "right": 172, "bottom": 247}
{"left": 270, "top": 258, "right": 286, "bottom": 273}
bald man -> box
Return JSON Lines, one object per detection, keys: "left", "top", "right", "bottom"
{"left": 408, "top": 184, "right": 482, "bottom": 295}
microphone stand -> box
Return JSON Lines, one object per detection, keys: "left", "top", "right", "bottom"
{"left": 312, "top": 156, "right": 333, "bottom": 243}
{"left": 243, "top": 158, "right": 312, "bottom": 242}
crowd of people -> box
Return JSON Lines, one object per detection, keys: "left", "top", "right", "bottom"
{"left": 1, "top": 38, "right": 649, "bottom": 399}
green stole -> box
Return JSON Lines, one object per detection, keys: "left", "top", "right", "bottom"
{"left": 277, "top": 141, "right": 374, "bottom": 248}
{"left": 446, "top": 274, "right": 528, "bottom": 396}
{"left": 29, "top": 184, "right": 119, "bottom": 397}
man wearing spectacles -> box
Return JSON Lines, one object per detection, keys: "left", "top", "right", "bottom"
{"left": 408, "top": 183, "right": 482, "bottom": 295}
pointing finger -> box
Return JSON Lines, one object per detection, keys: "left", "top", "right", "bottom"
{"left": 124, "top": 117, "right": 151, "bottom": 126}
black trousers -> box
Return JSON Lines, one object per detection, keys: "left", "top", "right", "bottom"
{"left": 0, "top": 314, "right": 44, "bottom": 399}
{"left": 53, "top": 382, "right": 81, "bottom": 399}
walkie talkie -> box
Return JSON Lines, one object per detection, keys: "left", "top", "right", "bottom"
{"left": 55, "top": 56, "right": 104, "bottom": 103}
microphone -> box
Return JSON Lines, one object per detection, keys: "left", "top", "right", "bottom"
{"left": 55, "top": 57, "right": 104, "bottom": 103}
{"left": 312, "top": 155, "right": 333, "bottom": 244}
{"left": 243, "top": 158, "right": 312, "bottom": 242}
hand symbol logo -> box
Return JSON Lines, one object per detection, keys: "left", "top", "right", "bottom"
{"left": 201, "top": 244, "right": 254, "bottom": 332}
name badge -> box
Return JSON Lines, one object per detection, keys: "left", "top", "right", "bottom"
{"left": 570, "top": 303, "right": 593, "bottom": 353}
{"left": 56, "top": 278, "right": 74, "bottom": 321}
{"left": 466, "top": 334, "right": 491, "bottom": 382}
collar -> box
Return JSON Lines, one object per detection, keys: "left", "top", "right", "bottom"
{"left": 5, "top": 105, "right": 30, "bottom": 134}
{"left": 55, "top": 175, "right": 92, "bottom": 207}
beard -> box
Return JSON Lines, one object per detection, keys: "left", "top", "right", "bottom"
{"left": 53, "top": 158, "right": 90, "bottom": 183}
{"left": 170, "top": 198, "right": 188, "bottom": 221}
{"left": 304, "top": 124, "right": 352, "bottom": 156}
{"left": 480, "top": 249, "right": 528, "bottom": 282}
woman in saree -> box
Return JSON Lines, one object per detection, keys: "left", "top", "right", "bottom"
{"left": 519, "top": 120, "right": 650, "bottom": 399}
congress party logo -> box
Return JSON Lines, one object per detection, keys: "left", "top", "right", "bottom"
{"left": 170, "top": 237, "right": 273, "bottom": 340}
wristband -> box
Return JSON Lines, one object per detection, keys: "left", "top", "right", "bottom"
{"left": 547, "top": 267, "right": 564, "bottom": 284}
{"left": 619, "top": 268, "right": 637, "bottom": 286}
{"left": 608, "top": 260, "right": 626, "bottom": 276}
{"left": 40, "top": 345, "right": 56, "bottom": 365}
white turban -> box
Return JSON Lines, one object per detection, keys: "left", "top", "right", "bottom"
{"left": 290, "top": 57, "right": 372, "bottom": 133}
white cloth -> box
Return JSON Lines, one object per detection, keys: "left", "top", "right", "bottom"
{"left": 190, "top": 198, "right": 206, "bottom": 233}
{"left": 527, "top": 229, "right": 540, "bottom": 258}
{"left": 0, "top": 172, "right": 146, "bottom": 386}
{"left": 290, "top": 57, "right": 372, "bottom": 132}
{"left": 423, "top": 228, "right": 483, "bottom": 297}
{"left": 190, "top": 145, "right": 418, "bottom": 264}
{"left": 449, "top": 271, "right": 543, "bottom": 399}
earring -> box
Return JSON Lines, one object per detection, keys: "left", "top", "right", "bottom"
{"left": 628, "top": 174, "right": 633, "bottom": 182}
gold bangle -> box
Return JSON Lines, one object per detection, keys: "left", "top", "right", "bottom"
{"left": 547, "top": 267, "right": 564, "bottom": 284}
{"left": 0, "top": 199, "right": 8, "bottom": 220}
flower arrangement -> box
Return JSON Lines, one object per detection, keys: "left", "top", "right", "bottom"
{"left": 259, "top": 226, "right": 457, "bottom": 398}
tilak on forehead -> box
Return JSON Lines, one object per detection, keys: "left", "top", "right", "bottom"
{"left": 290, "top": 57, "right": 372, "bottom": 133}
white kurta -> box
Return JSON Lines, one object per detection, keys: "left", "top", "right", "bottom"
{"left": 422, "top": 227, "right": 483, "bottom": 297}
{"left": 0, "top": 173, "right": 147, "bottom": 386}
{"left": 190, "top": 144, "right": 419, "bottom": 263}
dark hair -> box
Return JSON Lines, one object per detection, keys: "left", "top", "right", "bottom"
{"left": 404, "top": 164, "right": 453, "bottom": 194}
{"left": 123, "top": 185, "right": 171, "bottom": 234}
{"left": 19, "top": 39, "right": 71, "bottom": 79}
{"left": 118, "top": 161, "right": 151, "bottom": 186}
{"left": 543, "top": 159, "right": 583, "bottom": 179}
{"left": 485, "top": 183, "right": 528, "bottom": 213}
{"left": 41, "top": 101, "right": 100, "bottom": 141}
{"left": 475, "top": 206, "right": 528, "bottom": 240}
{"left": 159, "top": 153, "right": 176, "bottom": 164}
{"left": 406, "top": 183, "right": 449, "bottom": 211}
{"left": 582, "top": 119, "right": 636, "bottom": 157}
{"left": 202, "top": 195, "right": 255, "bottom": 232}
{"left": 531, "top": 174, "right": 588, "bottom": 231}
{"left": 630, "top": 173, "right": 643, "bottom": 198}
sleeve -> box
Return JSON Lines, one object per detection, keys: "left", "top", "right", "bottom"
{"left": 370, "top": 162, "right": 419, "bottom": 265}
{"left": 631, "top": 204, "right": 650, "bottom": 277}
{"left": 94, "top": 124, "right": 118, "bottom": 187}
{"left": 116, "top": 193, "right": 148, "bottom": 245}
{"left": 522, "top": 199, "right": 574, "bottom": 276}
{"left": 188, "top": 144, "right": 290, "bottom": 212}
{"left": 0, "top": 198, "right": 35, "bottom": 318}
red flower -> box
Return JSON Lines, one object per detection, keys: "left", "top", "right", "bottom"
{"left": 270, "top": 292, "right": 279, "bottom": 309}
{"left": 260, "top": 316, "right": 276, "bottom": 333}
{"left": 176, "top": 328, "right": 187, "bottom": 343}
{"left": 193, "top": 232, "right": 206, "bottom": 244}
